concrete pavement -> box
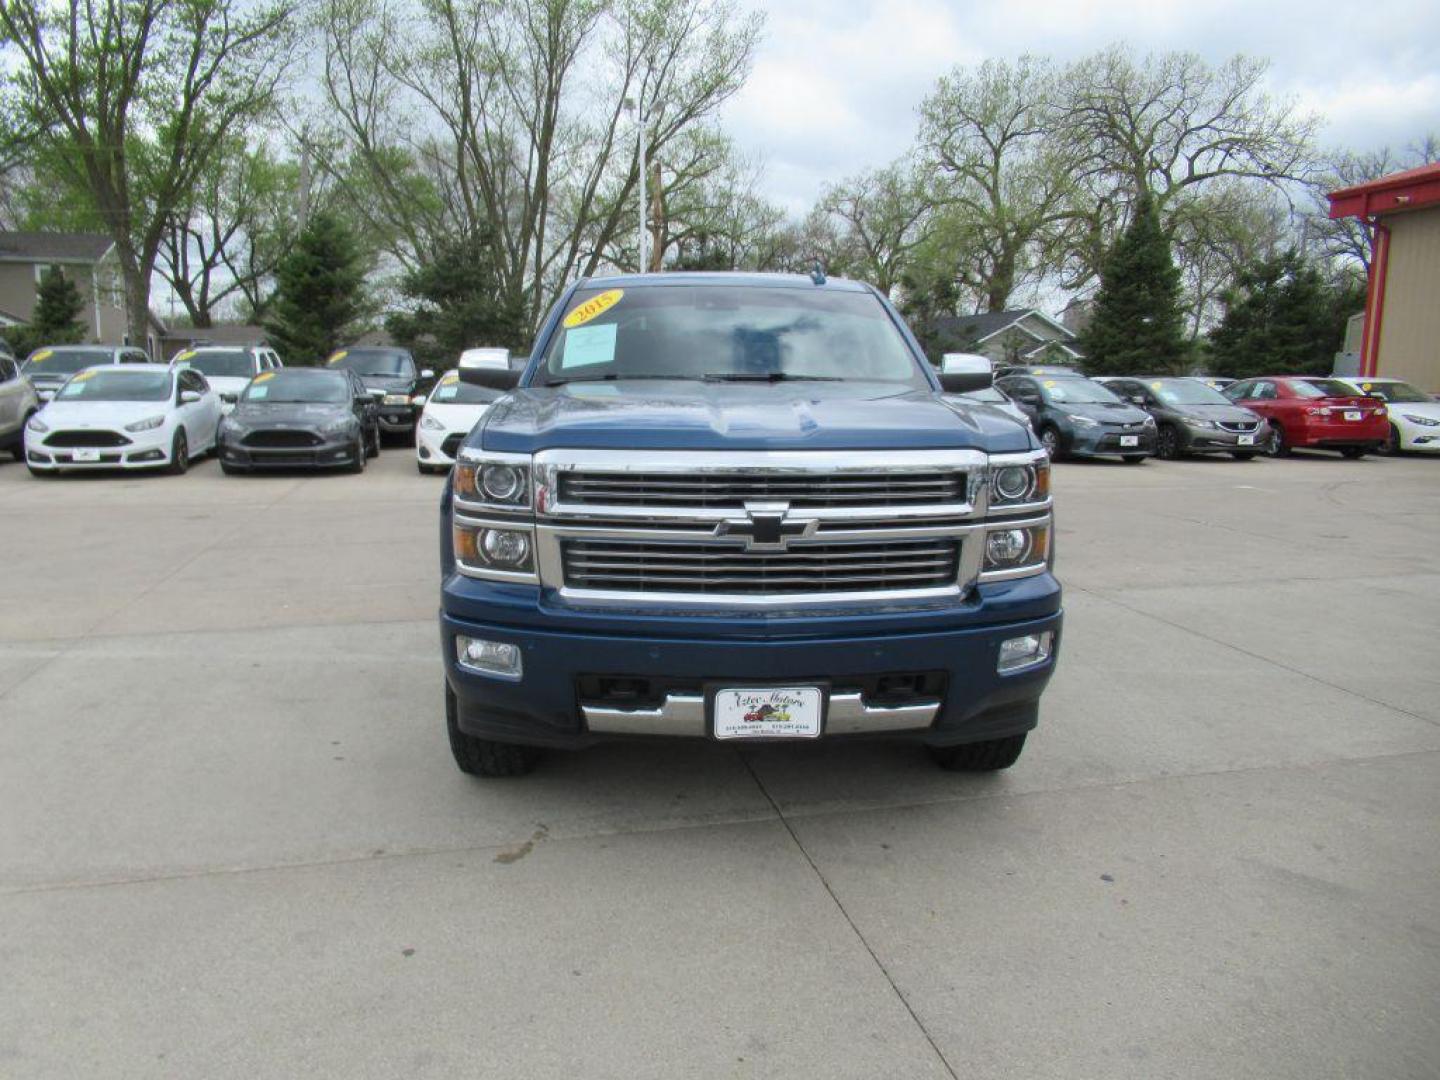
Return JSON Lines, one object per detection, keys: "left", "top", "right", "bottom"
{"left": 1, "top": 448, "right": 1437, "bottom": 1078}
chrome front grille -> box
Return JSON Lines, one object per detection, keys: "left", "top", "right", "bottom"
{"left": 561, "top": 537, "right": 961, "bottom": 595}
{"left": 557, "top": 470, "right": 966, "bottom": 508}
{"left": 1218, "top": 420, "right": 1260, "bottom": 433}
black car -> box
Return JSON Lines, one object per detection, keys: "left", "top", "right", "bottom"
{"left": 995, "top": 373, "right": 1157, "bottom": 462}
{"left": 217, "top": 368, "right": 380, "bottom": 473}
{"left": 1099, "top": 377, "right": 1268, "bottom": 460}
{"left": 326, "top": 347, "right": 435, "bottom": 436}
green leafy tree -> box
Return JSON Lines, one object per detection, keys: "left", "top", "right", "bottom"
{"left": 384, "top": 231, "right": 528, "bottom": 369}
{"left": 1208, "top": 251, "right": 1362, "bottom": 378}
{"left": 1080, "top": 196, "right": 1186, "bottom": 374}
{"left": 12, "top": 266, "right": 87, "bottom": 356}
{"left": 263, "top": 211, "right": 371, "bottom": 365}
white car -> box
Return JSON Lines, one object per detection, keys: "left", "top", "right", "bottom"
{"left": 172, "top": 344, "right": 282, "bottom": 412}
{"left": 1333, "top": 377, "right": 1440, "bottom": 453}
{"left": 415, "top": 369, "right": 504, "bottom": 473}
{"left": 24, "top": 365, "right": 221, "bottom": 476}
{"left": 21, "top": 343, "right": 155, "bottom": 401}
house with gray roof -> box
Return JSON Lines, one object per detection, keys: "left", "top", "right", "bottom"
{"left": 925, "top": 309, "right": 1083, "bottom": 366}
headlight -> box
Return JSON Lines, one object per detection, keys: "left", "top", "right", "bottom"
{"left": 323, "top": 417, "right": 358, "bottom": 435}
{"left": 456, "top": 458, "right": 531, "bottom": 508}
{"left": 1184, "top": 417, "right": 1217, "bottom": 429}
{"left": 1403, "top": 413, "right": 1440, "bottom": 426}
{"left": 1070, "top": 415, "right": 1099, "bottom": 427}
{"left": 383, "top": 393, "right": 411, "bottom": 406}
{"left": 124, "top": 415, "right": 165, "bottom": 432}
{"left": 982, "top": 521, "right": 1050, "bottom": 577}
{"left": 1141, "top": 415, "right": 1156, "bottom": 427}
{"left": 454, "top": 525, "right": 534, "bottom": 573}
{"left": 990, "top": 460, "right": 1049, "bottom": 506}
{"left": 420, "top": 414, "right": 446, "bottom": 431}
{"left": 27, "top": 415, "right": 49, "bottom": 433}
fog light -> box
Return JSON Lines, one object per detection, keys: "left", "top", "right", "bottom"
{"left": 456, "top": 636, "right": 522, "bottom": 678}
{"left": 481, "top": 529, "right": 530, "bottom": 566}
{"left": 998, "top": 631, "right": 1053, "bottom": 673}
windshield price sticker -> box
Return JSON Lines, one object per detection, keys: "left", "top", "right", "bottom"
{"left": 714, "top": 688, "right": 822, "bottom": 740}
{"left": 253, "top": 371, "right": 275, "bottom": 383}
{"left": 177, "top": 350, "right": 197, "bottom": 362}
{"left": 1043, "top": 380, "right": 1057, "bottom": 388}
{"left": 327, "top": 350, "right": 348, "bottom": 365}
{"left": 32, "top": 349, "right": 54, "bottom": 362}
{"left": 562, "top": 289, "right": 623, "bottom": 329}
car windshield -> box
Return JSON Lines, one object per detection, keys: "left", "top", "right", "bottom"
{"left": 182, "top": 350, "right": 253, "bottom": 378}
{"left": 328, "top": 349, "right": 415, "bottom": 378}
{"left": 56, "top": 369, "right": 170, "bottom": 402}
{"left": 242, "top": 370, "right": 349, "bottom": 404}
{"left": 962, "top": 387, "right": 1008, "bottom": 403}
{"left": 1352, "top": 380, "right": 1430, "bottom": 403}
{"left": 429, "top": 378, "right": 501, "bottom": 405}
{"left": 22, "top": 348, "right": 110, "bottom": 375}
{"left": 1294, "top": 379, "right": 1360, "bottom": 399}
{"left": 539, "top": 285, "right": 927, "bottom": 387}
{"left": 1041, "top": 378, "right": 1122, "bottom": 405}
{"left": 1151, "top": 380, "right": 1230, "bottom": 405}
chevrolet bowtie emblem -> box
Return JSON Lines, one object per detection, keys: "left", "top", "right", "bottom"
{"left": 714, "top": 502, "right": 819, "bottom": 551}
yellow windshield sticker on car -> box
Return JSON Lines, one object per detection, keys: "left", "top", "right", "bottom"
{"left": 253, "top": 371, "right": 275, "bottom": 383}
{"left": 563, "top": 289, "right": 623, "bottom": 329}
{"left": 177, "top": 350, "right": 197, "bottom": 362}
{"left": 1043, "top": 380, "right": 1057, "bottom": 388}
{"left": 1151, "top": 381, "right": 1163, "bottom": 389}
{"left": 31, "top": 349, "right": 54, "bottom": 362}
{"left": 327, "top": 350, "right": 348, "bottom": 365}
{"left": 441, "top": 371, "right": 459, "bottom": 383}
{"left": 71, "top": 371, "right": 94, "bottom": 382}
{"left": 1361, "top": 382, "right": 1372, "bottom": 391}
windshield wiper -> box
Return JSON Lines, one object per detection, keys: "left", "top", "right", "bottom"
{"left": 701, "top": 372, "right": 844, "bottom": 383}
{"left": 543, "top": 373, "right": 700, "bottom": 386}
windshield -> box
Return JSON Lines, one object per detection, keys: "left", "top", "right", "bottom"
{"left": 1041, "top": 378, "right": 1123, "bottom": 405}
{"left": 56, "top": 369, "right": 170, "bottom": 402}
{"left": 22, "top": 348, "right": 110, "bottom": 375}
{"left": 1351, "top": 380, "right": 1430, "bottom": 403}
{"left": 242, "top": 370, "right": 350, "bottom": 404}
{"left": 429, "top": 378, "right": 501, "bottom": 405}
{"left": 328, "top": 348, "right": 415, "bottom": 378}
{"left": 1295, "top": 379, "right": 1361, "bottom": 399}
{"left": 962, "top": 387, "right": 1008, "bottom": 403}
{"left": 1151, "top": 380, "right": 1231, "bottom": 406}
{"left": 539, "top": 285, "right": 927, "bottom": 387}
{"left": 182, "top": 350, "right": 253, "bottom": 378}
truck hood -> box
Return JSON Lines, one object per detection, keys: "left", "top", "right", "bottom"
{"left": 479, "top": 380, "right": 1035, "bottom": 453}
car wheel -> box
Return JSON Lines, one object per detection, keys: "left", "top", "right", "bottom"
{"left": 1156, "top": 424, "right": 1181, "bottom": 460}
{"left": 1383, "top": 424, "right": 1401, "bottom": 455}
{"left": 1039, "top": 426, "right": 1062, "bottom": 460}
{"left": 1265, "top": 421, "right": 1290, "bottom": 457}
{"left": 12, "top": 414, "right": 34, "bottom": 460}
{"left": 1340, "top": 447, "right": 1367, "bottom": 459}
{"left": 929, "top": 733, "right": 1027, "bottom": 772}
{"left": 1120, "top": 455, "right": 1147, "bottom": 465}
{"left": 366, "top": 425, "right": 381, "bottom": 458}
{"left": 348, "top": 437, "right": 366, "bottom": 473}
{"left": 446, "top": 682, "right": 540, "bottom": 777}
{"left": 167, "top": 430, "right": 189, "bottom": 475}
{"left": 1230, "top": 451, "right": 1257, "bottom": 461}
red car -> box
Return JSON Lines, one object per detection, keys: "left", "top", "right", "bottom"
{"left": 1223, "top": 376, "right": 1389, "bottom": 458}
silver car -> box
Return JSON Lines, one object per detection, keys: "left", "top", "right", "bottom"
{"left": 0, "top": 351, "right": 41, "bottom": 461}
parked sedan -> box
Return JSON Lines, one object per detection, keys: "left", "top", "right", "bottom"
{"left": 326, "top": 346, "right": 435, "bottom": 437}
{"left": 1332, "top": 377, "right": 1440, "bottom": 454}
{"left": 217, "top": 368, "right": 380, "bottom": 474}
{"left": 0, "top": 351, "right": 41, "bottom": 461}
{"left": 1100, "top": 377, "right": 1267, "bottom": 459}
{"left": 1223, "top": 376, "right": 1388, "bottom": 458}
{"left": 21, "top": 344, "right": 155, "bottom": 401}
{"left": 172, "top": 345, "right": 282, "bottom": 411}
{"left": 415, "top": 370, "right": 504, "bottom": 474}
{"left": 23, "top": 366, "right": 220, "bottom": 476}
{"left": 995, "top": 373, "right": 1156, "bottom": 462}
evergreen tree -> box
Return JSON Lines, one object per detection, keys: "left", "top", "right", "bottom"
{"left": 1209, "top": 251, "right": 1360, "bottom": 379}
{"left": 263, "top": 211, "right": 371, "bottom": 365}
{"left": 1079, "top": 196, "right": 1186, "bottom": 375}
{"left": 13, "top": 267, "right": 87, "bottom": 357}
{"left": 384, "top": 230, "right": 526, "bottom": 369}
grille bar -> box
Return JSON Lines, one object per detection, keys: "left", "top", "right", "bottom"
{"left": 558, "top": 470, "right": 965, "bottom": 508}
{"left": 45, "top": 430, "right": 131, "bottom": 448}
{"left": 244, "top": 430, "right": 323, "bottom": 448}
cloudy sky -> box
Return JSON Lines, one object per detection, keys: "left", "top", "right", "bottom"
{"left": 721, "top": 0, "right": 1440, "bottom": 214}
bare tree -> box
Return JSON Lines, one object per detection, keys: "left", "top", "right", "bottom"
{"left": 1307, "top": 135, "right": 1439, "bottom": 275}
{"left": 0, "top": 0, "right": 297, "bottom": 346}
{"left": 816, "top": 160, "right": 934, "bottom": 296}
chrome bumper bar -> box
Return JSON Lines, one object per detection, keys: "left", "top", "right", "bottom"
{"left": 580, "top": 692, "right": 940, "bottom": 737}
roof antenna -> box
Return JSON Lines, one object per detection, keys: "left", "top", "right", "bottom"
{"left": 809, "top": 259, "right": 826, "bottom": 286}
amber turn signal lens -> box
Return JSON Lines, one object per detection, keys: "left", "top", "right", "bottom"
{"left": 453, "top": 526, "right": 478, "bottom": 563}
{"left": 1034, "top": 461, "right": 1051, "bottom": 500}
{"left": 453, "top": 464, "right": 478, "bottom": 497}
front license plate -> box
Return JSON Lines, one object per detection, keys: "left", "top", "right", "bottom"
{"left": 72, "top": 449, "right": 101, "bottom": 462}
{"left": 714, "top": 687, "right": 822, "bottom": 740}
{"left": 1237, "top": 434, "right": 1255, "bottom": 446}
{"left": 1119, "top": 435, "right": 1139, "bottom": 447}
{"left": 1344, "top": 410, "right": 1362, "bottom": 421}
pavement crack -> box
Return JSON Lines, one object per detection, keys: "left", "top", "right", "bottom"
{"left": 737, "top": 751, "right": 961, "bottom": 1080}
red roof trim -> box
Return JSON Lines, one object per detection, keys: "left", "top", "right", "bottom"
{"left": 1328, "top": 161, "right": 1440, "bottom": 219}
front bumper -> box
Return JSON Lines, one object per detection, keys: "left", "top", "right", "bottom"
{"left": 1396, "top": 422, "right": 1440, "bottom": 451}
{"left": 1176, "top": 425, "right": 1267, "bottom": 452}
{"left": 378, "top": 403, "right": 420, "bottom": 432}
{"left": 416, "top": 425, "right": 461, "bottom": 466}
{"left": 1065, "top": 424, "right": 1156, "bottom": 458}
{"left": 25, "top": 426, "right": 173, "bottom": 471}
{"left": 442, "top": 575, "right": 1062, "bottom": 750}
{"left": 218, "top": 432, "right": 360, "bottom": 470}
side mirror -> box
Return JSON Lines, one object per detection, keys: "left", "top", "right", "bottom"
{"left": 179, "top": 390, "right": 201, "bottom": 404}
{"left": 420, "top": 368, "right": 435, "bottom": 380}
{"left": 937, "top": 352, "right": 993, "bottom": 394}
{"left": 458, "top": 348, "right": 520, "bottom": 390}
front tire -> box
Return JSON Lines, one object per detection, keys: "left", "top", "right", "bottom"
{"left": 929, "top": 733, "right": 1027, "bottom": 772}
{"left": 347, "top": 437, "right": 366, "bottom": 473}
{"left": 167, "top": 430, "right": 189, "bottom": 475}
{"left": 1156, "top": 424, "right": 1182, "bottom": 460}
{"left": 1039, "top": 425, "right": 1062, "bottom": 461}
{"left": 446, "top": 683, "right": 540, "bottom": 777}
{"left": 1265, "top": 421, "right": 1291, "bottom": 457}
{"left": 366, "top": 425, "right": 381, "bottom": 458}
{"left": 1383, "top": 425, "right": 1401, "bottom": 455}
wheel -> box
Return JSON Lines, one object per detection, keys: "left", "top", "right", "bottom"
{"left": 929, "top": 733, "right": 1027, "bottom": 772}
{"left": 347, "top": 437, "right": 366, "bottom": 473}
{"left": 1121, "top": 455, "right": 1147, "bottom": 464}
{"left": 1383, "top": 425, "right": 1401, "bottom": 455}
{"left": 167, "top": 429, "right": 189, "bottom": 475}
{"left": 446, "top": 682, "right": 540, "bottom": 777}
{"left": 366, "top": 425, "right": 380, "bottom": 458}
{"left": 1156, "top": 424, "right": 1182, "bottom": 460}
{"left": 1340, "top": 447, "right": 1366, "bottom": 460}
{"left": 1038, "top": 426, "right": 1062, "bottom": 460}
{"left": 1230, "top": 451, "right": 1257, "bottom": 461}
{"left": 12, "top": 413, "right": 34, "bottom": 460}
{"left": 1265, "top": 421, "right": 1290, "bottom": 457}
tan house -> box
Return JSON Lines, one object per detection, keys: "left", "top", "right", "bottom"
{"left": 0, "top": 231, "right": 166, "bottom": 358}
{"left": 1328, "top": 162, "right": 1440, "bottom": 391}
{"left": 926, "top": 309, "right": 1083, "bottom": 366}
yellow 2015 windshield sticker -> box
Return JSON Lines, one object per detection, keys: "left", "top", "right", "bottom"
{"left": 1361, "top": 382, "right": 1372, "bottom": 391}
{"left": 327, "top": 350, "right": 348, "bottom": 365}
{"left": 32, "top": 349, "right": 54, "bottom": 362}
{"left": 71, "top": 370, "right": 95, "bottom": 382}
{"left": 1043, "top": 380, "right": 1057, "bottom": 388}
{"left": 253, "top": 371, "right": 275, "bottom": 383}
{"left": 1151, "top": 381, "right": 1163, "bottom": 389}
{"left": 177, "top": 350, "right": 197, "bottom": 362}
{"left": 563, "top": 289, "right": 623, "bottom": 329}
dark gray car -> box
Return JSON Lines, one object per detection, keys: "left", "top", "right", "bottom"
{"left": 995, "top": 373, "right": 1156, "bottom": 463}
{"left": 1101, "top": 377, "right": 1268, "bottom": 460}
{"left": 217, "top": 368, "right": 380, "bottom": 473}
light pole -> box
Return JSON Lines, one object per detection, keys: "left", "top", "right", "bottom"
{"left": 625, "top": 96, "right": 647, "bottom": 272}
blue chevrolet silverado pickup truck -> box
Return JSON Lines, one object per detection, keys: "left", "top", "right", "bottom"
{"left": 439, "top": 272, "right": 1061, "bottom": 776}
